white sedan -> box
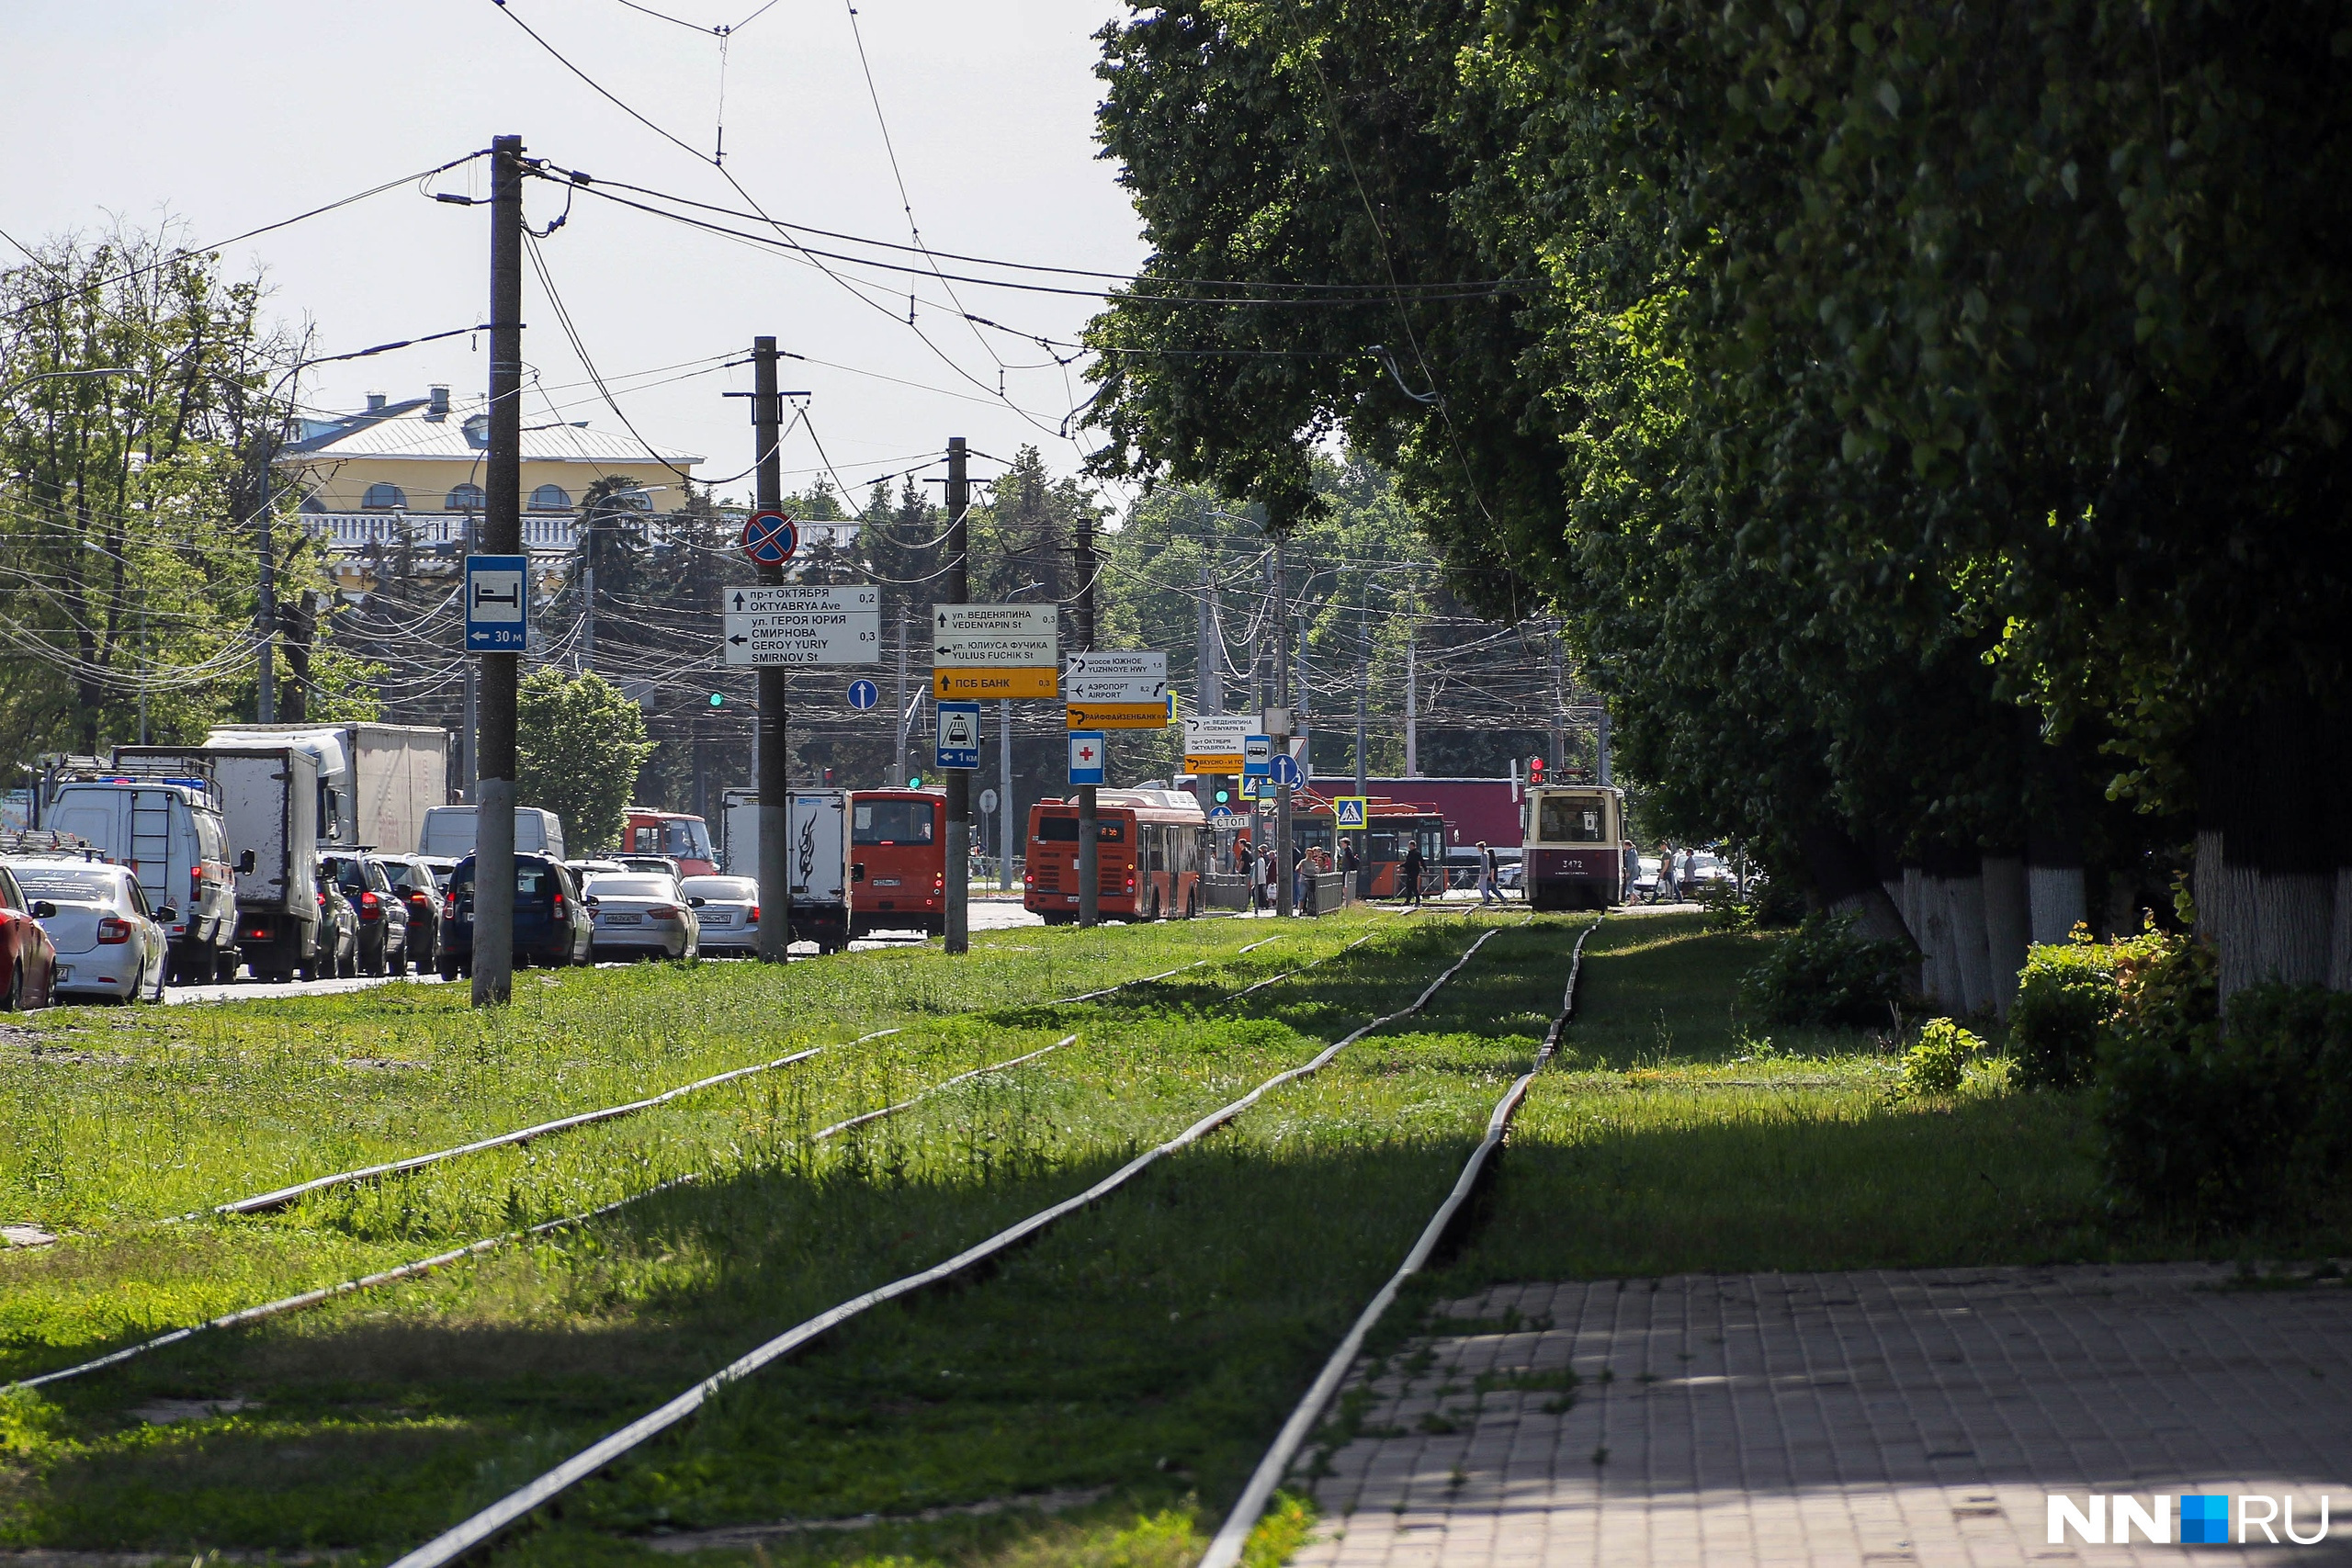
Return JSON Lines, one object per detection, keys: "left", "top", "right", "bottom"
{"left": 582, "top": 873, "right": 701, "bottom": 961}
{"left": 680, "top": 874, "right": 758, "bottom": 956}
{"left": 9, "top": 860, "right": 169, "bottom": 1003}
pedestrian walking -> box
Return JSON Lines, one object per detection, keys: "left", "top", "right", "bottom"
{"left": 1400, "top": 840, "right": 1425, "bottom": 907}
{"left": 1337, "top": 837, "right": 1362, "bottom": 904}
{"left": 1476, "top": 840, "right": 1501, "bottom": 906}
{"left": 1294, "top": 845, "right": 1315, "bottom": 914}
{"left": 1650, "top": 841, "right": 1678, "bottom": 903}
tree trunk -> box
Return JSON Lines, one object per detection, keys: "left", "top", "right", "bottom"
{"left": 2200, "top": 702, "right": 2337, "bottom": 1005}
{"left": 2330, "top": 867, "right": 2352, "bottom": 991}
{"left": 1900, "top": 865, "right": 1926, "bottom": 946}
{"left": 1918, "top": 876, "right": 1957, "bottom": 1007}
{"left": 2255, "top": 872, "right": 2331, "bottom": 988}
{"left": 1981, "top": 854, "right": 2030, "bottom": 1019}
{"left": 1800, "top": 822, "right": 1914, "bottom": 949}
{"left": 1948, "top": 873, "right": 1996, "bottom": 1017}
{"left": 2024, "top": 813, "right": 2086, "bottom": 946}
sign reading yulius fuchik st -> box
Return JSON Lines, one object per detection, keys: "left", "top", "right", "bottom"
{"left": 721, "top": 585, "right": 881, "bottom": 666}
{"left": 1064, "top": 650, "right": 1169, "bottom": 729}
{"left": 933, "top": 604, "right": 1058, "bottom": 698}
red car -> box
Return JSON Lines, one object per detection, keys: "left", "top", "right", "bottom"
{"left": 0, "top": 863, "right": 60, "bottom": 1009}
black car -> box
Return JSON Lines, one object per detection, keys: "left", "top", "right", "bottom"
{"left": 304, "top": 871, "right": 359, "bottom": 982}
{"left": 377, "top": 853, "right": 444, "bottom": 975}
{"left": 321, "top": 852, "right": 412, "bottom": 977}
{"left": 437, "top": 852, "right": 593, "bottom": 978}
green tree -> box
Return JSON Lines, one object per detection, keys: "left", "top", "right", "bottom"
{"left": 516, "top": 668, "right": 656, "bottom": 854}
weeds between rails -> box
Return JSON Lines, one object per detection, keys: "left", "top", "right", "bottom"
{"left": 0, "top": 919, "right": 1377, "bottom": 1387}
{"left": 0, "top": 910, "right": 1571, "bottom": 1562}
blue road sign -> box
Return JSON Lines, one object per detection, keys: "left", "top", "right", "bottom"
{"left": 1241, "top": 734, "right": 1272, "bottom": 778}
{"left": 741, "top": 510, "right": 798, "bottom": 566}
{"left": 1069, "top": 730, "right": 1106, "bottom": 786}
{"left": 847, "top": 678, "right": 880, "bottom": 711}
{"left": 464, "top": 554, "right": 529, "bottom": 652}
{"left": 936, "top": 700, "right": 981, "bottom": 771}
{"left": 1335, "top": 795, "right": 1369, "bottom": 829}
{"left": 1270, "top": 752, "right": 1304, "bottom": 790}
{"left": 1208, "top": 805, "right": 1235, "bottom": 821}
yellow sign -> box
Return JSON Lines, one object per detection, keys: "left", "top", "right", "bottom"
{"left": 1067, "top": 702, "right": 1170, "bottom": 731}
{"left": 934, "top": 668, "right": 1057, "bottom": 699}
{"left": 1184, "top": 751, "right": 1245, "bottom": 773}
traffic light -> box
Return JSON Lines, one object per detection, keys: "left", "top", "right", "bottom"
{"left": 1215, "top": 789, "right": 1229, "bottom": 804}
{"left": 909, "top": 775, "right": 923, "bottom": 789}
{"left": 822, "top": 767, "right": 836, "bottom": 785}
{"left": 1529, "top": 755, "right": 1545, "bottom": 780}
{"left": 708, "top": 693, "right": 725, "bottom": 708}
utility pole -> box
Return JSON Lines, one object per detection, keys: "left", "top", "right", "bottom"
{"left": 256, "top": 499, "right": 276, "bottom": 723}
{"left": 1354, "top": 607, "right": 1369, "bottom": 801}
{"left": 1195, "top": 555, "right": 1228, "bottom": 813}
{"left": 1597, "top": 704, "right": 1612, "bottom": 788}
{"left": 1075, "top": 504, "right": 1099, "bottom": 929}
{"left": 472, "top": 132, "right": 525, "bottom": 1008}
{"left": 1405, "top": 622, "right": 1419, "bottom": 779}
{"left": 999, "top": 696, "right": 1013, "bottom": 891}
{"left": 1273, "top": 534, "right": 1294, "bottom": 919}
{"left": 892, "top": 610, "right": 910, "bottom": 785}
{"left": 943, "top": 436, "right": 971, "bottom": 953}
{"left": 461, "top": 512, "right": 477, "bottom": 799}
{"left": 579, "top": 513, "right": 595, "bottom": 672}
{"left": 1549, "top": 625, "right": 1565, "bottom": 774}
{"left": 753, "top": 337, "right": 791, "bottom": 964}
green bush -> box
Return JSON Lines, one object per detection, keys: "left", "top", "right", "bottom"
{"left": 1898, "top": 1017, "right": 1985, "bottom": 1098}
{"left": 1738, "top": 911, "right": 1911, "bottom": 1027}
{"left": 1704, "top": 876, "right": 1805, "bottom": 932}
{"left": 2011, "top": 932, "right": 2129, "bottom": 1089}
{"left": 2093, "top": 936, "right": 2352, "bottom": 1221}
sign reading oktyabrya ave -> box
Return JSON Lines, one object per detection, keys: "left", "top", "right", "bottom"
{"left": 720, "top": 585, "right": 881, "bottom": 667}
{"left": 933, "top": 604, "right": 1058, "bottom": 698}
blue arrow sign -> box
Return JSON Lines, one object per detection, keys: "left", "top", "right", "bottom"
{"left": 1270, "top": 752, "right": 1304, "bottom": 790}
{"left": 847, "top": 678, "right": 879, "bottom": 711}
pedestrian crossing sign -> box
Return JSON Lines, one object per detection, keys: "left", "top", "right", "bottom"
{"left": 1335, "top": 795, "right": 1368, "bottom": 829}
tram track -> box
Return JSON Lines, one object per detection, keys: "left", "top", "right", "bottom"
{"left": 382, "top": 919, "right": 1518, "bottom": 1568}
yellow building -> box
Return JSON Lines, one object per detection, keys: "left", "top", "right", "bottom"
{"left": 277, "top": 386, "right": 702, "bottom": 571}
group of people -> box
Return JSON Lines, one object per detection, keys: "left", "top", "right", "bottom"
{"left": 1229, "top": 834, "right": 1516, "bottom": 909}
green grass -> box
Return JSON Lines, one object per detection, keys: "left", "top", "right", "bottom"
{"left": 0, "top": 907, "right": 1577, "bottom": 1562}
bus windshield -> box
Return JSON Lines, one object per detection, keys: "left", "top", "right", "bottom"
{"left": 854, "top": 800, "right": 935, "bottom": 845}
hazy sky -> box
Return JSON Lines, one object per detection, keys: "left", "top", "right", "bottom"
{"left": 2, "top": 0, "right": 1144, "bottom": 506}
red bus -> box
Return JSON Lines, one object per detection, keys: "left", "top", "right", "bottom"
{"left": 847, "top": 788, "right": 945, "bottom": 938}
{"left": 1024, "top": 788, "right": 1207, "bottom": 923}
{"left": 1284, "top": 791, "right": 1448, "bottom": 898}
{"left": 624, "top": 809, "right": 718, "bottom": 876}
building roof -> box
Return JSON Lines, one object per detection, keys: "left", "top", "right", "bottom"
{"left": 277, "top": 392, "right": 701, "bottom": 468}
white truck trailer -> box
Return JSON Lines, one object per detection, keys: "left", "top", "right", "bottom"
{"left": 719, "top": 787, "right": 848, "bottom": 952}
{"left": 206, "top": 723, "right": 451, "bottom": 851}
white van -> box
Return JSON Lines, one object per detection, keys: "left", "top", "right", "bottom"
{"left": 417, "top": 805, "right": 566, "bottom": 862}
{"left": 42, "top": 769, "right": 241, "bottom": 983}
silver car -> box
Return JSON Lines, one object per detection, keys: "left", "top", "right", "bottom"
{"left": 583, "top": 872, "right": 701, "bottom": 961}
{"left": 10, "top": 860, "right": 169, "bottom": 1003}
{"left": 680, "top": 874, "right": 759, "bottom": 956}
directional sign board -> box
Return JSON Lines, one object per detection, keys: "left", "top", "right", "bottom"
{"left": 1064, "top": 649, "right": 1170, "bottom": 730}
{"left": 1068, "top": 730, "right": 1106, "bottom": 786}
{"left": 1335, "top": 796, "right": 1369, "bottom": 829}
{"left": 933, "top": 604, "right": 1058, "bottom": 699}
{"left": 1270, "top": 752, "right": 1304, "bottom": 790}
{"left": 464, "top": 555, "right": 529, "bottom": 652}
{"left": 936, "top": 701, "right": 982, "bottom": 771}
{"left": 1241, "top": 734, "right": 1273, "bottom": 778}
{"left": 1183, "top": 715, "right": 1256, "bottom": 773}
{"left": 720, "top": 585, "right": 881, "bottom": 667}
{"left": 741, "top": 510, "right": 798, "bottom": 566}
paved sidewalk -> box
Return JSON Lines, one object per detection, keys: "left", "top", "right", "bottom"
{"left": 1292, "top": 1265, "right": 2352, "bottom": 1567}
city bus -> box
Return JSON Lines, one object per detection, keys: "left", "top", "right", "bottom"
{"left": 1520, "top": 783, "right": 1628, "bottom": 909}
{"left": 1289, "top": 791, "right": 1448, "bottom": 898}
{"left": 1023, "top": 788, "right": 1207, "bottom": 922}
{"left": 847, "top": 788, "right": 946, "bottom": 938}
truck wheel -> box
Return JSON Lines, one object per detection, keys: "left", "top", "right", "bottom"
{"left": 297, "top": 952, "right": 320, "bottom": 983}
{"left": 216, "top": 951, "right": 240, "bottom": 983}
{"left": 437, "top": 959, "right": 459, "bottom": 981}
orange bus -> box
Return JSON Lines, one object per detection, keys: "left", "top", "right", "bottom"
{"left": 1287, "top": 791, "right": 1447, "bottom": 898}
{"left": 1024, "top": 788, "right": 1207, "bottom": 923}
{"left": 847, "top": 788, "right": 946, "bottom": 938}
{"left": 624, "top": 809, "right": 718, "bottom": 876}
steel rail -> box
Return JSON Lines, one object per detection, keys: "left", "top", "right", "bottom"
{"left": 1197, "top": 914, "right": 1603, "bottom": 1568}
{"left": 383, "top": 922, "right": 1508, "bottom": 1568}
{"left": 9, "top": 1035, "right": 1078, "bottom": 1393}
{"left": 187, "top": 931, "right": 1297, "bottom": 1222}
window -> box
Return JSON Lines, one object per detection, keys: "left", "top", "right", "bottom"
{"left": 529, "top": 483, "right": 571, "bottom": 511}
{"left": 663, "top": 818, "right": 711, "bottom": 859}
{"left": 853, "top": 800, "right": 935, "bottom": 845}
{"left": 1537, "top": 795, "right": 1607, "bottom": 843}
{"left": 584, "top": 874, "right": 675, "bottom": 898}
{"left": 1034, "top": 816, "right": 1122, "bottom": 844}
{"left": 362, "top": 482, "right": 407, "bottom": 510}
{"left": 446, "top": 483, "right": 485, "bottom": 511}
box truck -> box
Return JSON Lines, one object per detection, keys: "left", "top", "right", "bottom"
{"left": 206, "top": 723, "right": 450, "bottom": 851}
{"left": 718, "top": 787, "right": 848, "bottom": 952}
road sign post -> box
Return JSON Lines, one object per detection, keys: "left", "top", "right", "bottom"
{"left": 464, "top": 555, "right": 529, "bottom": 652}
{"left": 847, "top": 678, "right": 879, "bottom": 710}
{"left": 932, "top": 604, "right": 1059, "bottom": 698}
{"left": 1064, "top": 650, "right": 1170, "bottom": 730}
{"left": 936, "top": 701, "right": 981, "bottom": 771}
{"left": 1334, "top": 795, "right": 1368, "bottom": 829}
{"left": 1069, "top": 731, "right": 1106, "bottom": 786}
{"left": 720, "top": 585, "right": 881, "bottom": 666}
{"left": 741, "top": 510, "right": 798, "bottom": 567}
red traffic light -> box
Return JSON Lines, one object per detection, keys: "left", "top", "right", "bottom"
{"left": 1529, "top": 755, "right": 1545, "bottom": 773}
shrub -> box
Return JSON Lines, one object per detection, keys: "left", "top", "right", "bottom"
{"left": 1898, "top": 1017, "right": 1985, "bottom": 1098}
{"left": 2012, "top": 931, "right": 2120, "bottom": 1089}
{"left": 1738, "top": 912, "right": 1911, "bottom": 1027}
{"left": 2093, "top": 936, "right": 2352, "bottom": 1221}
{"left": 1704, "top": 876, "right": 1805, "bottom": 932}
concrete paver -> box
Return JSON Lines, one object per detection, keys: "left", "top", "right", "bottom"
{"left": 1290, "top": 1266, "right": 2352, "bottom": 1567}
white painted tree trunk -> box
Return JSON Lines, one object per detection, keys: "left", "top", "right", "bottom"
{"left": 1828, "top": 886, "right": 1913, "bottom": 949}
{"left": 2253, "top": 871, "right": 2331, "bottom": 988}
{"left": 1919, "top": 876, "right": 1959, "bottom": 1008}
{"left": 2027, "top": 865, "right": 2086, "bottom": 946}
{"left": 2198, "top": 830, "right": 2260, "bottom": 1007}
{"left": 1981, "top": 855, "right": 2030, "bottom": 1019}
{"left": 1882, "top": 876, "right": 1912, "bottom": 941}
{"left": 1948, "top": 874, "right": 1996, "bottom": 1017}
{"left": 1902, "top": 867, "right": 1926, "bottom": 948}
{"left": 2331, "top": 867, "right": 2352, "bottom": 992}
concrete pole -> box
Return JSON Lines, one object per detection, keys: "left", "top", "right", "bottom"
{"left": 1273, "top": 534, "right": 1293, "bottom": 919}
{"left": 753, "top": 337, "right": 792, "bottom": 963}
{"left": 471, "top": 133, "right": 525, "bottom": 1008}
{"left": 1076, "top": 507, "right": 1099, "bottom": 928}
{"left": 943, "top": 437, "right": 970, "bottom": 953}
{"left": 999, "top": 696, "right": 1013, "bottom": 890}
{"left": 1405, "top": 623, "right": 1419, "bottom": 779}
